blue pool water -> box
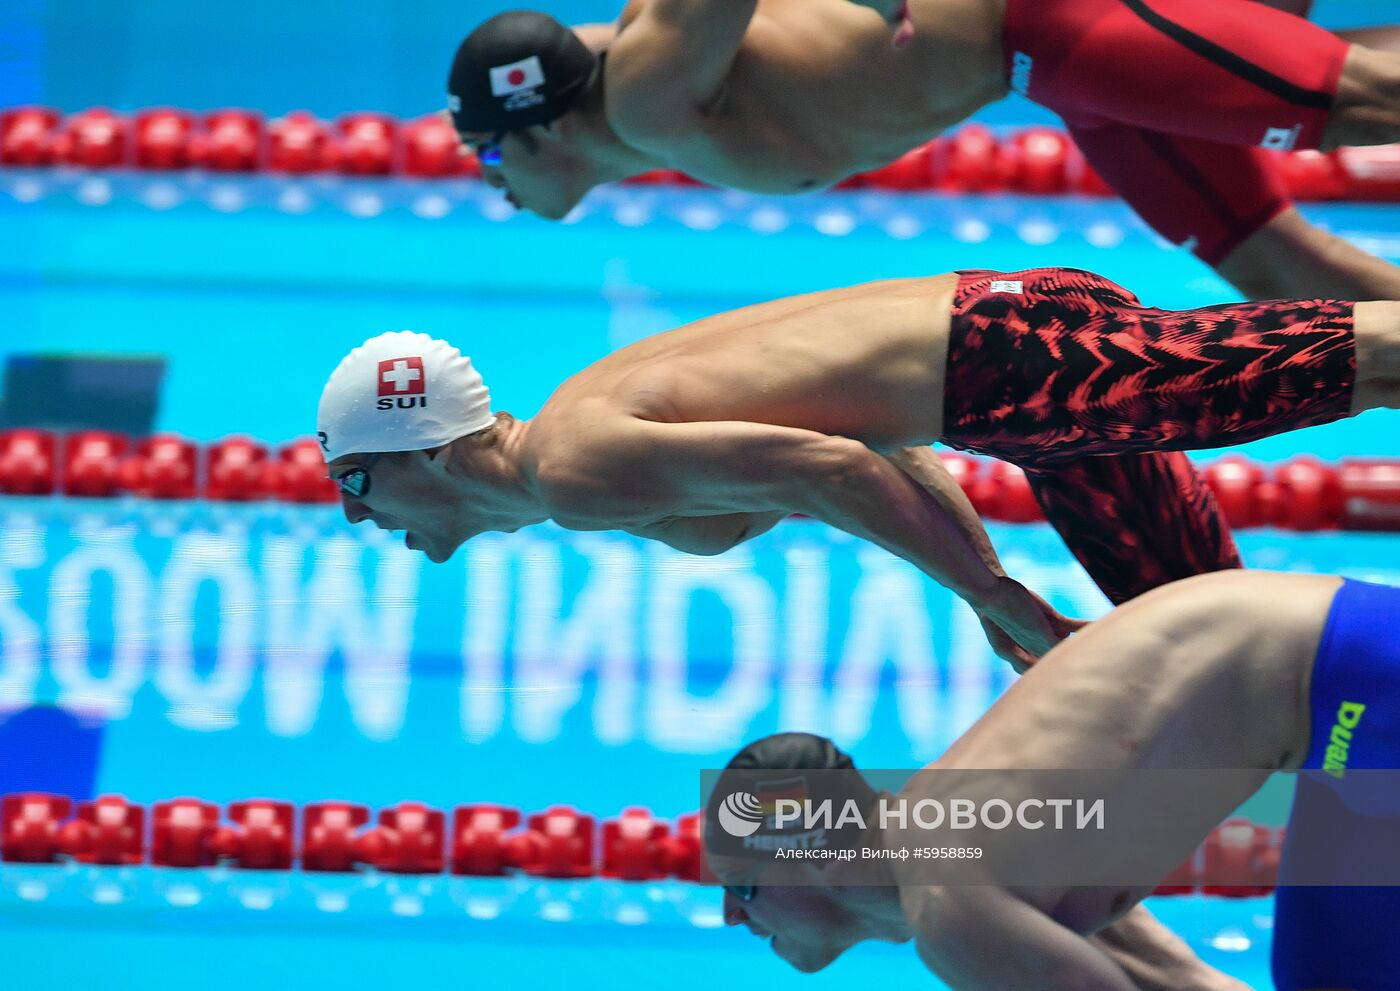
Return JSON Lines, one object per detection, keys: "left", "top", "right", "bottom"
{"left": 3, "top": 167, "right": 1400, "bottom": 986}
{"left": 4, "top": 1, "right": 1400, "bottom": 986}
{"left": 4, "top": 170, "right": 1400, "bottom": 458}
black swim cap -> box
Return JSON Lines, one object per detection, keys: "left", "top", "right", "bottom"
{"left": 447, "top": 10, "right": 599, "bottom": 134}
{"left": 704, "top": 733, "right": 879, "bottom": 860}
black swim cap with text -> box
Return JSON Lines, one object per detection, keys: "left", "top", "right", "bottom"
{"left": 447, "top": 10, "right": 598, "bottom": 134}
{"left": 704, "top": 733, "right": 880, "bottom": 860}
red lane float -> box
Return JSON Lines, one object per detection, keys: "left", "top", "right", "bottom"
{"left": 59, "top": 107, "right": 129, "bottom": 169}
{"left": 507, "top": 806, "right": 596, "bottom": 879}
{"left": 655, "top": 811, "right": 712, "bottom": 884}
{"left": 191, "top": 110, "right": 265, "bottom": 173}
{"left": 210, "top": 800, "right": 296, "bottom": 870}
{"left": 0, "top": 791, "right": 1284, "bottom": 896}
{"left": 120, "top": 433, "right": 200, "bottom": 500}
{"left": 357, "top": 801, "right": 448, "bottom": 874}
{"left": 63, "top": 430, "right": 129, "bottom": 497}
{"left": 268, "top": 111, "right": 338, "bottom": 174}
{"left": 60, "top": 794, "right": 146, "bottom": 865}
{"left": 1339, "top": 459, "right": 1400, "bottom": 532}
{"left": 0, "top": 427, "right": 1397, "bottom": 529}
{"left": 11, "top": 105, "right": 1400, "bottom": 201}
{"left": 0, "top": 793, "right": 71, "bottom": 862}
{"left": 335, "top": 112, "right": 397, "bottom": 177}
{"left": 0, "top": 429, "right": 57, "bottom": 496}
{"left": 1, "top": 106, "right": 61, "bottom": 166}
{"left": 205, "top": 435, "right": 269, "bottom": 501}
{"left": 602, "top": 806, "right": 671, "bottom": 881}
{"left": 402, "top": 113, "right": 474, "bottom": 179}
{"left": 151, "top": 797, "right": 222, "bottom": 867}
{"left": 301, "top": 801, "right": 371, "bottom": 872}
{"left": 451, "top": 804, "right": 523, "bottom": 876}
{"left": 267, "top": 437, "right": 339, "bottom": 503}
{"left": 134, "top": 108, "right": 197, "bottom": 171}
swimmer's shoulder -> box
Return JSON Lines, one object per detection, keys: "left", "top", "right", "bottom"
{"left": 527, "top": 404, "right": 660, "bottom": 526}
{"left": 604, "top": 0, "right": 736, "bottom": 148}
{"left": 605, "top": 0, "right": 688, "bottom": 130}
{"left": 900, "top": 884, "right": 1007, "bottom": 983}
{"left": 613, "top": 0, "right": 647, "bottom": 33}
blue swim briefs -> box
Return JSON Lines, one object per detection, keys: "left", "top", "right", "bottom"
{"left": 1273, "top": 578, "right": 1400, "bottom": 991}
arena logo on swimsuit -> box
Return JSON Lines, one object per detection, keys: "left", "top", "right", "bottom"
{"left": 1323, "top": 701, "right": 1367, "bottom": 778}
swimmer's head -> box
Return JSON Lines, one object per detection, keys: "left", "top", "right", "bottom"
{"left": 705, "top": 733, "right": 894, "bottom": 973}
{"left": 447, "top": 11, "right": 607, "bottom": 219}
{"left": 318, "top": 332, "right": 525, "bottom": 562}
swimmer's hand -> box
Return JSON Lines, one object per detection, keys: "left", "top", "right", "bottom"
{"left": 848, "top": 0, "right": 915, "bottom": 48}
{"left": 976, "top": 577, "right": 1087, "bottom": 673}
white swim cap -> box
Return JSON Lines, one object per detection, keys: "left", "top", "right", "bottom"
{"left": 316, "top": 330, "right": 496, "bottom": 462}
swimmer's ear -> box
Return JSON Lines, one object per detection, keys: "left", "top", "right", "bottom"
{"left": 412, "top": 444, "right": 452, "bottom": 471}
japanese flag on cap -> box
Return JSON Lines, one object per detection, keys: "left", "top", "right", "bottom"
{"left": 447, "top": 10, "right": 599, "bottom": 134}
{"left": 317, "top": 330, "right": 496, "bottom": 463}
{"left": 490, "top": 55, "right": 545, "bottom": 96}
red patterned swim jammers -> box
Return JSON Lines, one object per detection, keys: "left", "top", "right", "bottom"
{"left": 941, "top": 267, "right": 1357, "bottom": 603}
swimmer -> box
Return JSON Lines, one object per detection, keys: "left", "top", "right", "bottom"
{"left": 705, "top": 570, "right": 1400, "bottom": 990}
{"left": 316, "top": 267, "right": 1400, "bottom": 666}
{"left": 445, "top": 2, "right": 1400, "bottom": 614}
{"left": 447, "top": 2, "right": 1400, "bottom": 302}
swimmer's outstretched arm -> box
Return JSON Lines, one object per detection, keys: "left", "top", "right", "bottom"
{"left": 1088, "top": 907, "right": 1253, "bottom": 991}
{"left": 885, "top": 447, "right": 1083, "bottom": 668}
{"left": 546, "top": 418, "right": 1071, "bottom": 663}
{"left": 884, "top": 447, "right": 1005, "bottom": 582}
{"left": 607, "top": 0, "right": 757, "bottom": 128}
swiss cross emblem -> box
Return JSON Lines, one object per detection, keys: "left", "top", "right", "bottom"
{"left": 378, "top": 357, "right": 425, "bottom": 396}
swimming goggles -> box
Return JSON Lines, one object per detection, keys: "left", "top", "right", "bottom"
{"left": 334, "top": 452, "right": 381, "bottom": 499}
{"left": 470, "top": 132, "right": 506, "bottom": 167}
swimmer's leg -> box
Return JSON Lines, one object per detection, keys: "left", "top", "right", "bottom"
{"left": 1251, "top": 0, "right": 1400, "bottom": 40}
{"left": 1325, "top": 43, "right": 1400, "bottom": 147}
{"left": 1066, "top": 123, "right": 1288, "bottom": 274}
{"left": 1353, "top": 300, "right": 1400, "bottom": 413}
{"left": 1219, "top": 206, "right": 1400, "bottom": 300}
{"left": 1065, "top": 122, "right": 1400, "bottom": 299}
{"left": 1335, "top": 27, "right": 1400, "bottom": 52}
{"left": 1021, "top": 452, "right": 1241, "bottom": 605}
